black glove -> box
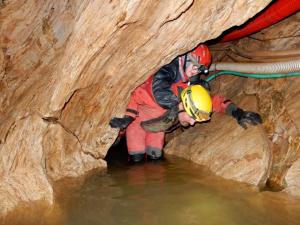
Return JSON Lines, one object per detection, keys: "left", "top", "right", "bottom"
{"left": 232, "top": 108, "right": 262, "bottom": 129}
{"left": 163, "top": 106, "right": 179, "bottom": 123}
{"left": 189, "top": 75, "right": 210, "bottom": 91}
{"left": 109, "top": 116, "right": 134, "bottom": 129}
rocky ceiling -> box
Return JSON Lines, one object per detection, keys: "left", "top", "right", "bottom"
{"left": 2, "top": 0, "right": 300, "bottom": 216}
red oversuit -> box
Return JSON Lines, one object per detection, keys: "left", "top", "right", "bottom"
{"left": 124, "top": 57, "right": 232, "bottom": 157}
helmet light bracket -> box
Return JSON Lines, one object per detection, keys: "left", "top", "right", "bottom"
{"left": 187, "top": 53, "right": 209, "bottom": 75}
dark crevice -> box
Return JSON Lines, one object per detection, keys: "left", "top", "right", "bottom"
{"left": 159, "top": 0, "right": 194, "bottom": 28}
{"left": 117, "top": 19, "right": 139, "bottom": 29}
{"left": 42, "top": 116, "right": 59, "bottom": 124}
{"left": 248, "top": 34, "right": 300, "bottom": 41}
{"left": 42, "top": 116, "right": 83, "bottom": 149}
{"left": 263, "top": 178, "right": 286, "bottom": 192}
{"left": 58, "top": 88, "right": 78, "bottom": 119}
{"left": 58, "top": 82, "right": 101, "bottom": 120}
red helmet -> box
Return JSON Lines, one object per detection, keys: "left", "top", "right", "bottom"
{"left": 188, "top": 44, "right": 211, "bottom": 68}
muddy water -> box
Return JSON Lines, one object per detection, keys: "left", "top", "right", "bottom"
{"left": 3, "top": 156, "right": 300, "bottom": 225}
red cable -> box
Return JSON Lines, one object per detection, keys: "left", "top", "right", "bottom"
{"left": 220, "top": 0, "right": 300, "bottom": 42}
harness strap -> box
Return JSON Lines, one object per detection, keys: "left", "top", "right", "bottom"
{"left": 126, "top": 108, "right": 139, "bottom": 115}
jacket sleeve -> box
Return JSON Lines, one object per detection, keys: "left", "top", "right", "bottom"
{"left": 212, "top": 95, "right": 234, "bottom": 115}
{"left": 152, "top": 58, "right": 180, "bottom": 109}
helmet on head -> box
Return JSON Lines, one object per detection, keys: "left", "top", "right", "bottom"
{"left": 187, "top": 44, "right": 211, "bottom": 74}
{"left": 180, "top": 85, "right": 212, "bottom": 122}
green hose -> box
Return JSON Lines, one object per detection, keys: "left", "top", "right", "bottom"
{"left": 205, "top": 71, "right": 300, "bottom": 82}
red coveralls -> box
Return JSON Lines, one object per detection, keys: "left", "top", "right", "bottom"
{"left": 124, "top": 72, "right": 231, "bottom": 157}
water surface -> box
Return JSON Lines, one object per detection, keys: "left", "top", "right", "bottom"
{"left": 3, "top": 156, "right": 300, "bottom": 225}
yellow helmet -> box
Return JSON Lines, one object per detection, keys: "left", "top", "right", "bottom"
{"left": 181, "top": 85, "right": 212, "bottom": 122}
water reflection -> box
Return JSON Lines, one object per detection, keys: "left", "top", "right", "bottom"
{"left": 126, "top": 161, "right": 166, "bottom": 186}
{"left": 2, "top": 156, "right": 300, "bottom": 225}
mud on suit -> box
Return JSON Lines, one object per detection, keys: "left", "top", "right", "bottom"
{"left": 124, "top": 56, "right": 233, "bottom": 159}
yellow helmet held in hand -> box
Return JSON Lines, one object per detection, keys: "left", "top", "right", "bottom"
{"left": 181, "top": 85, "right": 212, "bottom": 122}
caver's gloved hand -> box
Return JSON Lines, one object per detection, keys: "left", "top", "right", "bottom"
{"left": 189, "top": 75, "right": 210, "bottom": 91}
{"left": 109, "top": 116, "right": 134, "bottom": 129}
{"left": 231, "top": 107, "right": 262, "bottom": 129}
{"left": 162, "top": 106, "right": 179, "bottom": 123}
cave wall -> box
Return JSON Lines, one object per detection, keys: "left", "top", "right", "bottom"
{"left": 0, "top": 0, "right": 272, "bottom": 215}
{"left": 236, "top": 11, "right": 300, "bottom": 196}
{"left": 165, "top": 11, "right": 300, "bottom": 195}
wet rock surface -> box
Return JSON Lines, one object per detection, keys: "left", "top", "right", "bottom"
{"left": 165, "top": 102, "right": 271, "bottom": 186}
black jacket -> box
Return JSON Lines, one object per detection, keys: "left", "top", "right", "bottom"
{"left": 152, "top": 57, "right": 184, "bottom": 110}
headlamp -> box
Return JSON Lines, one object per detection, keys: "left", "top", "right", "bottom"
{"left": 198, "top": 65, "right": 209, "bottom": 74}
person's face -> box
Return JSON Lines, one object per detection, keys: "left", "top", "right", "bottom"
{"left": 178, "top": 111, "right": 196, "bottom": 127}
{"left": 185, "top": 63, "right": 199, "bottom": 77}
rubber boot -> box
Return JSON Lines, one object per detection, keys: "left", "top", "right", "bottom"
{"left": 128, "top": 153, "right": 145, "bottom": 164}
{"left": 146, "top": 147, "right": 163, "bottom": 161}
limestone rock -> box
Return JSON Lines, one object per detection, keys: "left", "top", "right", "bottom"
{"left": 208, "top": 13, "right": 300, "bottom": 196}
{"left": 280, "top": 78, "right": 300, "bottom": 196}
{"left": 43, "top": 122, "right": 107, "bottom": 181}
{"left": 165, "top": 112, "right": 271, "bottom": 185}
{"left": 285, "top": 158, "right": 300, "bottom": 197}
{"left": 0, "top": 114, "right": 53, "bottom": 214}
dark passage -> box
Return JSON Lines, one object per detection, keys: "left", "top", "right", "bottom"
{"left": 105, "top": 136, "right": 129, "bottom": 167}
{"left": 105, "top": 134, "right": 166, "bottom": 167}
